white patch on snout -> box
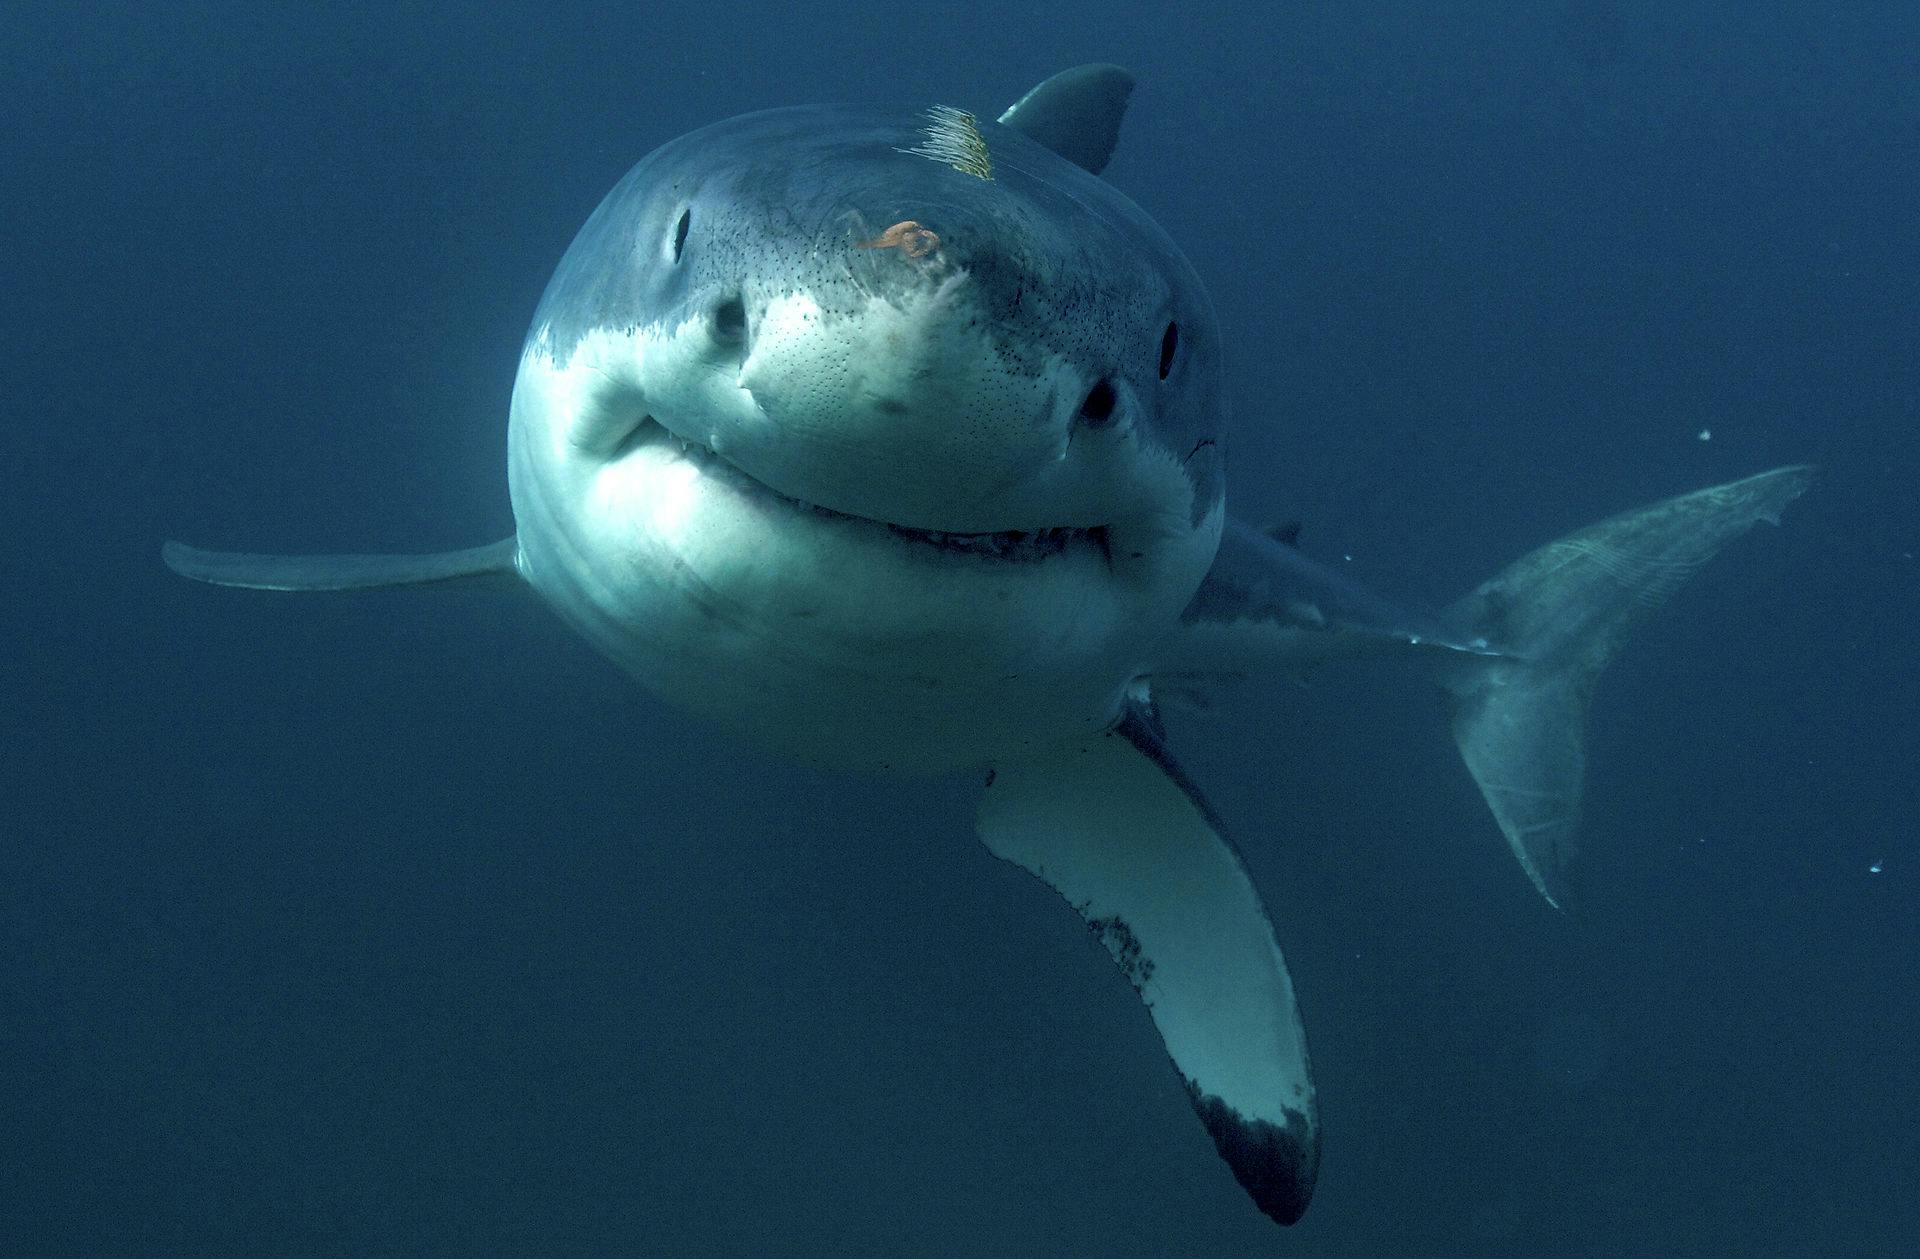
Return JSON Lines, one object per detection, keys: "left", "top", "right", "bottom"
{"left": 740, "top": 269, "right": 984, "bottom": 427}
{"left": 730, "top": 268, "right": 1099, "bottom": 530}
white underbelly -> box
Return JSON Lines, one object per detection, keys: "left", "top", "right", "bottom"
{"left": 510, "top": 420, "right": 1145, "bottom": 774}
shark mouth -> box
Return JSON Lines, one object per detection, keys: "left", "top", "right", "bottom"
{"left": 628, "top": 416, "right": 1109, "bottom": 563}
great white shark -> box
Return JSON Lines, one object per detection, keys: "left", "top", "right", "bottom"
{"left": 164, "top": 66, "right": 1811, "bottom": 1227}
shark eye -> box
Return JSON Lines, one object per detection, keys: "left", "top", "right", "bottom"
{"left": 669, "top": 208, "right": 691, "bottom": 263}
{"left": 1158, "top": 321, "right": 1180, "bottom": 380}
{"left": 1079, "top": 379, "right": 1118, "bottom": 425}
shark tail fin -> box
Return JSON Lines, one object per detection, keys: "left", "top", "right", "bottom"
{"left": 1439, "top": 466, "right": 1814, "bottom": 909}
{"left": 162, "top": 537, "right": 520, "bottom": 591}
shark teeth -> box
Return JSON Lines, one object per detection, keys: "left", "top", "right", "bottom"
{"left": 645, "top": 420, "right": 1100, "bottom": 563}
{"left": 885, "top": 523, "right": 1085, "bottom": 560}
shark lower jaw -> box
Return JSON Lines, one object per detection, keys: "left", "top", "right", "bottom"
{"left": 620, "top": 415, "right": 1111, "bottom": 564}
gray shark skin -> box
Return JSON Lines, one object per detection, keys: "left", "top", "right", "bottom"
{"left": 163, "top": 65, "right": 1812, "bottom": 1228}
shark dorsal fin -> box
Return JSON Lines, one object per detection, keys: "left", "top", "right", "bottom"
{"left": 998, "top": 64, "right": 1136, "bottom": 175}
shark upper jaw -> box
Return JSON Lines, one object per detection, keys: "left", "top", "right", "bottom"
{"left": 619, "top": 412, "right": 1112, "bottom": 564}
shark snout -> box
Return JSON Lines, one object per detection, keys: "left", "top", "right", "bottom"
{"left": 733, "top": 269, "right": 1000, "bottom": 447}
{"left": 690, "top": 270, "right": 1087, "bottom": 532}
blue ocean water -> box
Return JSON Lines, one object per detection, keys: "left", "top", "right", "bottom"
{"left": 3, "top": 1, "right": 1914, "bottom": 1253}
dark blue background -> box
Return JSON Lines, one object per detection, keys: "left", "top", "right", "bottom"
{"left": 4, "top": 2, "right": 1914, "bottom": 1253}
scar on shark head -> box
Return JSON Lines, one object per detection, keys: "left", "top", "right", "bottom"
{"left": 857, "top": 220, "right": 941, "bottom": 258}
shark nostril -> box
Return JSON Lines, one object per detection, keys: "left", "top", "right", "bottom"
{"left": 1078, "top": 379, "right": 1118, "bottom": 425}
{"left": 711, "top": 295, "right": 748, "bottom": 346}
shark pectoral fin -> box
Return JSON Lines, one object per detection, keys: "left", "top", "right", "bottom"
{"left": 997, "top": 64, "right": 1135, "bottom": 176}
{"left": 1442, "top": 465, "right": 1816, "bottom": 908}
{"left": 977, "top": 710, "right": 1318, "bottom": 1226}
{"left": 162, "top": 537, "right": 521, "bottom": 591}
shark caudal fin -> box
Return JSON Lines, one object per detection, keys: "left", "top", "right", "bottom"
{"left": 1439, "top": 467, "right": 1814, "bottom": 909}
{"left": 162, "top": 538, "right": 520, "bottom": 591}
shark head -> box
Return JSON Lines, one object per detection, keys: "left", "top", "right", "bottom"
{"left": 508, "top": 98, "right": 1227, "bottom": 768}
